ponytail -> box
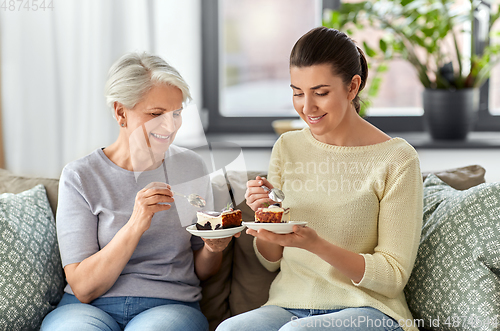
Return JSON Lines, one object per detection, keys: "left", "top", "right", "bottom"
{"left": 352, "top": 46, "right": 368, "bottom": 113}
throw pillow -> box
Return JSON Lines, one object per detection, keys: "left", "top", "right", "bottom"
{"left": 421, "top": 164, "right": 486, "bottom": 190}
{"left": 404, "top": 174, "right": 500, "bottom": 331}
{"left": 0, "top": 169, "right": 59, "bottom": 217}
{"left": 0, "top": 185, "right": 64, "bottom": 331}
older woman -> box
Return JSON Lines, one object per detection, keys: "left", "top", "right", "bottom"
{"left": 41, "top": 52, "right": 234, "bottom": 331}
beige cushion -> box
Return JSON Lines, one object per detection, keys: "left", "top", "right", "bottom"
{"left": 421, "top": 164, "right": 485, "bottom": 190}
{"left": 0, "top": 169, "right": 59, "bottom": 217}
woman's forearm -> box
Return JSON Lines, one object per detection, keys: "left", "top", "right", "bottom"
{"left": 308, "top": 237, "right": 365, "bottom": 283}
{"left": 64, "top": 222, "right": 143, "bottom": 303}
{"left": 256, "top": 238, "right": 284, "bottom": 262}
{"left": 194, "top": 245, "right": 222, "bottom": 281}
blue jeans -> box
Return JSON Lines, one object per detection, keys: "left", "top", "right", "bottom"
{"left": 216, "top": 305, "right": 404, "bottom": 331}
{"left": 41, "top": 293, "right": 208, "bottom": 331}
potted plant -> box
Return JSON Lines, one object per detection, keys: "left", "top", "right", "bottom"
{"left": 324, "top": 0, "right": 500, "bottom": 140}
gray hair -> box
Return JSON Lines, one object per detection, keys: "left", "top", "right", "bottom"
{"left": 104, "top": 52, "right": 192, "bottom": 112}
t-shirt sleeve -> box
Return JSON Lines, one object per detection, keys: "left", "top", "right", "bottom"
{"left": 56, "top": 166, "right": 100, "bottom": 267}
{"left": 353, "top": 154, "right": 423, "bottom": 298}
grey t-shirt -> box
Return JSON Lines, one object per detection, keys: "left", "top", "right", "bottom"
{"left": 56, "top": 145, "right": 213, "bottom": 302}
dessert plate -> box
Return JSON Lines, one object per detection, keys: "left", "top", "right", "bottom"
{"left": 186, "top": 225, "right": 245, "bottom": 239}
{"left": 242, "top": 221, "right": 307, "bottom": 234}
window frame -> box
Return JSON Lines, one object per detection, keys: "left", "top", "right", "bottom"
{"left": 475, "top": 0, "right": 500, "bottom": 130}
{"left": 201, "top": 0, "right": 500, "bottom": 134}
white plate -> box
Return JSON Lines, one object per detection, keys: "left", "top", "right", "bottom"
{"left": 242, "top": 221, "right": 307, "bottom": 234}
{"left": 186, "top": 225, "right": 245, "bottom": 239}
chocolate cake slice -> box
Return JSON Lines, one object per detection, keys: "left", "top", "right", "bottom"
{"left": 255, "top": 205, "right": 290, "bottom": 223}
{"left": 196, "top": 209, "right": 242, "bottom": 230}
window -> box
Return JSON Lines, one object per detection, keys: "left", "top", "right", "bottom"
{"left": 202, "top": 0, "right": 321, "bottom": 133}
{"left": 477, "top": 0, "right": 500, "bottom": 130}
{"left": 489, "top": 7, "right": 500, "bottom": 115}
{"left": 220, "top": 0, "right": 320, "bottom": 117}
{"left": 201, "top": 0, "right": 500, "bottom": 133}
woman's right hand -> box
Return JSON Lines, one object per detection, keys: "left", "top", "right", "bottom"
{"left": 129, "top": 182, "right": 174, "bottom": 234}
{"left": 245, "top": 176, "right": 277, "bottom": 212}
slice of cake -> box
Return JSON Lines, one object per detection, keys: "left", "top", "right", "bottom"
{"left": 196, "top": 208, "right": 242, "bottom": 230}
{"left": 255, "top": 205, "right": 290, "bottom": 223}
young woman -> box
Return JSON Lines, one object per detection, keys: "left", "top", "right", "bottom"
{"left": 217, "top": 27, "right": 423, "bottom": 331}
{"left": 41, "top": 52, "right": 237, "bottom": 331}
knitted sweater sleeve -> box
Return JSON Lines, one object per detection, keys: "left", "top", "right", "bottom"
{"left": 252, "top": 137, "right": 283, "bottom": 272}
{"left": 354, "top": 155, "right": 423, "bottom": 298}
{"left": 267, "top": 135, "right": 283, "bottom": 190}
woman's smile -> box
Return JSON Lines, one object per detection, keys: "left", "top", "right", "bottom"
{"left": 150, "top": 131, "right": 173, "bottom": 143}
{"left": 307, "top": 114, "right": 327, "bottom": 124}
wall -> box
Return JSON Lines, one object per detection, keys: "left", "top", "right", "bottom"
{"left": 0, "top": 0, "right": 202, "bottom": 178}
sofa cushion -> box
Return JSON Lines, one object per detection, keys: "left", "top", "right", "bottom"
{"left": 228, "top": 171, "right": 279, "bottom": 316}
{"left": 200, "top": 170, "right": 278, "bottom": 330}
{"left": 199, "top": 171, "right": 235, "bottom": 330}
{"left": 0, "top": 163, "right": 487, "bottom": 331}
{"left": 200, "top": 240, "right": 234, "bottom": 331}
{"left": 404, "top": 174, "right": 500, "bottom": 330}
{"left": 422, "top": 164, "right": 485, "bottom": 190}
{"left": 230, "top": 232, "right": 279, "bottom": 316}
{"left": 0, "top": 185, "right": 65, "bottom": 331}
{"left": 0, "top": 169, "right": 59, "bottom": 217}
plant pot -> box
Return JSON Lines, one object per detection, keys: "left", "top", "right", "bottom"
{"left": 423, "top": 88, "right": 479, "bottom": 140}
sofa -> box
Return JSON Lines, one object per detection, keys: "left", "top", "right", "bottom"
{"left": 1, "top": 164, "right": 499, "bottom": 331}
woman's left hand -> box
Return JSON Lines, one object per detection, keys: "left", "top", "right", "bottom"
{"left": 246, "top": 225, "right": 319, "bottom": 251}
{"left": 194, "top": 232, "right": 241, "bottom": 280}
{"left": 202, "top": 232, "right": 241, "bottom": 253}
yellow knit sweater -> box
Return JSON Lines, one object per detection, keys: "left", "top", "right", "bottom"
{"left": 255, "top": 128, "right": 423, "bottom": 331}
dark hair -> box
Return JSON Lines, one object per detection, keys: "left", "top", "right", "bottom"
{"left": 290, "top": 27, "right": 368, "bottom": 113}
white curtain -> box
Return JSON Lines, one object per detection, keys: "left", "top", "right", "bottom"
{"left": 0, "top": 0, "right": 202, "bottom": 178}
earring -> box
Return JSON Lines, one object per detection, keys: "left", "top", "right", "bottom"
{"left": 121, "top": 123, "right": 125, "bottom": 127}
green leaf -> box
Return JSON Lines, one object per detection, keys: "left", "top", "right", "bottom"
{"left": 377, "top": 63, "right": 389, "bottom": 73}
{"left": 421, "top": 27, "right": 435, "bottom": 38}
{"left": 369, "top": 77, "right": 383, "bottom": 97}
{"left": 327, "top": 10, "right": 341, "bottom": 29}
{"left": 363, "top": 41, "right": 377, "bottom": 58}
{"left": 379, "top": 39, "right": 388, "bottom": 53}
{"left": 401, "top": 0, "right": 415, "bottom": 6}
